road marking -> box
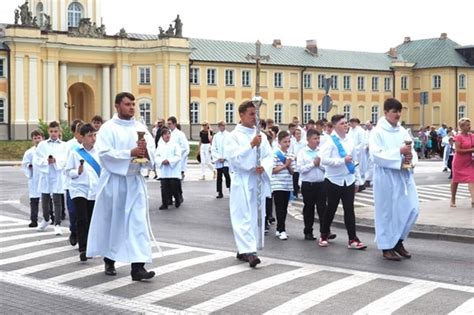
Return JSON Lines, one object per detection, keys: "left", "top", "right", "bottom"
{"left": 0, "top": 245, "right": 74, "bottom": 266}
{"left": 0, "top": 229, "right": 67, "bottom": 243}
{"left": 0, "top": 226, "right": 42, "bottom": 234}
{"left": 0, "top": 200, "right": 21, "bottom": 205}
{"left": 186, "top": 265, "right": 323, "bottom": 313}
{"left": 0, "top": 222, "right": 28, "bottom": 228}
{"left": 14, "top": 256, "right": 79, "bottom": 275}
{"left": 353, "top": 281, "right": 438, "bottom": 314}
{"left": 264, "top": 273, "right": 378, "bottom": 314}
{"left": 0, "top": 214, "right": 28, "bottom": 223}
{"left": 449, "top": 297, "right": 474, "bottom": 315}
{"left": 1, "top": 236, "right": 68, "bottom": 254}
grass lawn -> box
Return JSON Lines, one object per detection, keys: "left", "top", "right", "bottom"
{"left": 0, "top": 140, "right": 199, "bottom": 161}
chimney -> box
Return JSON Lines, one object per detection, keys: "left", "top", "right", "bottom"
{"left": 404, "top": 36, "right": 411, "bottom": 43}
{"left": 272, "top": 39, "right": 282, "bottom": 48}
{"left": 388, "top": 47, "right": 398, "bottom": 58}
{"left": 440, "top": 32, "right": 447, "bottom": 40}
{"left": 305, "top": 39, "right": 318, "bottom": 55}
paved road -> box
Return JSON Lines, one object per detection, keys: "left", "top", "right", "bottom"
{"left": 1, "top": 163, "right": 473, "bottom": 314}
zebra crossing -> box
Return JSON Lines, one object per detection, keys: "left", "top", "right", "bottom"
{"left": 1, "top": 214, "right": 473, "bottom": 314}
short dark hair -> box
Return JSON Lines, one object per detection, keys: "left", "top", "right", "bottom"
{"left": 278, "top": 130, "right": 290, "bottom": 141}
{"left": 31, "top": 129, "right": 44, "bottom": 138}
{"left": 167, "top": 116, "right": 177, "bottom": 125}
{"left": 71, "top": 120, "right": 85, "bottom": 133}
{"left": 349, "top": 118, "right": 360, "bottom": 124}
{"left": 91, "top": 115, "right": 103, "bottom": 123}
{"left": 265, "top": 118, "right": 274, "bottom": 124}
{"left": 384, "top": 98, "right": 402, "bottom": 112}
{"left": 79, "top": 123, "right": 95, "bottom": 136}
{"left": 115, "top": 92, "right": 135, "bottom": 105}
{"left": 288, "top": 123, "right": 297, "bottom": 129}
{"left": 48, "top": 121, "right": 60, "bottom": 129}
{"left": 238, "top": 100, "right": 256, "bottom": 114}
{"left": 259, "top": 119, "right": 267, "bottom": 129}
{"left": 270, "top": 125, "right": 279, "bottom": 135}
{"left": 331, "top": 114, "right": 345, "bottom": 125}
{"left": 315, "top": 119, "right": 324, "bottom": 126}
{"left": 161, "top": 127, "right": 170, "bottom": 136}
{"left": 306, "top": 119, "right": 315, "bottom": 125}
{"left": 306, "top": 128, "right": 320, "bottom": 139}
{"left": 326, "top": 122, "right": 334, "bottom": 128}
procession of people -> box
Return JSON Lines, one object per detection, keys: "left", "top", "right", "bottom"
{"left": 21, "top": 94, "right": 474, "bottom": 283}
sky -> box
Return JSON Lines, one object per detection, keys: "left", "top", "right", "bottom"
{"left": 0, "top": 0, "right": 472, "bottom": 52}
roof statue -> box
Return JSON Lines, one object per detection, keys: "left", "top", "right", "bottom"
{"left": 14, "top": 0, "right": 37, "bottom": 28}
{"left": 69, "top": 18, "right": 106, "bottom": 38}
{"left": 158, "top": 15, "right": 183, "bottom": 39}
{"left": 118, "top": 28, "right": 127, "bottom": 38}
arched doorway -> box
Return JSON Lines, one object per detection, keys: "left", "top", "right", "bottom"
{"left": 67, "top": 83, "right": 95, "bottom": 122}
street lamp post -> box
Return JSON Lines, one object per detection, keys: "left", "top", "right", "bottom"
{"left": 63, "top": 102, "right": 74, "bottom": 125}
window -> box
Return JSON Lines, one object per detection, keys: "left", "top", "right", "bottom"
{"left": 432, "top": 75, "right": 441, "bottom": 89}
{"left": 67, "top": 2, "right": 83, "bottom": 27}
{"left": 317, "top": 105, "right": 325, "bottom": 120}
{"left": 139, "top": 102, "right": 151, "bottom": 125}
{"left": 190, "top": 67, "right": 199, "bottom": 84}
{"left": 303, "top": 73, "right": 312, "bottom": 89}
{"left": 274, "top": 72, "right": 283, "bottom": 88}
{"left": 0, "top": 99, "right": 5, "bottom": 123}
{"left": 190, "top": 102, "right": 199, "bottom": 124}
{"left": 225, "top": 69, "right": 234, "bottom": 86}
{"left": 401, "top": 76, "right": 408, "bottom": 90}
{"left": 384, "top": 77, "right": 392, "bottom": 91}
{"left": 317, "top": 74, "right": 325, "bottom": 89}
{"left": 331, "top": 75, "right": 338, "bottom": 90}
{"left": 459, "top": 74, "right": 466, "bottom": 89}
{"left": 371, "top": 105, "right": 379, "bottom": 124}
{"left": 0, "top": 59, "right": 4, "bottom": 77}
{"left": 207, "top": 68, "right": 216, "bottom": 85}
{"left": 458, "top": 105, "right": 466, "bottom": 120}
{"left": 357, "top": 76, "right": 365, "bottom": 91}
{"left": 225, "top": 102, "right": 235, "bottom": 123}
{"left": 274, "top": 103, "right": 283, "bottom": 124}
{"left": 242, "top": 70, "right": 251, "bottom": 87}
{"left": 343, "top": 104, "right": 351, "bottom": 120}
{"left": 343, "top": 75, "right": 351, "bottom": 90}
{"left": 303, "top": 104, "right": 312, "bottom": 123}
{"left": 372, "top": 77, "right": 379, "bottom": 91}
{"left": 139, "top": 67, "right": 151, "bottom": 85}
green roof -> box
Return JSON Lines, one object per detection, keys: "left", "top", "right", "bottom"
{"left": 189, "top": 38, "right": 394, "bottom": 71}
{"left": 396, "top": 37, "right": 473, "bottom": 69}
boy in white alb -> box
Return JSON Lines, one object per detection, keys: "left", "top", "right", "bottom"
{"left": 21, "top": 129, "right": 44, "bottom": 227}
{"left": 155, "top": 127, "right": 182, "bottom": 210}
{"left": 66, "top": 124, "right": 101, "bottom": 262}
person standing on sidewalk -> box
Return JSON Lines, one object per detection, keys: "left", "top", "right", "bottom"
{"left": 369, "top": 98, "right": 419, "bottom": 261}
{"left": 319, "top": 114, "right": 367, "bottom": 250}
{"left": 290, "top": 128, "right": 306, "bottom": 199}
{"left": 86, "top": 92, "right": 156, "bottom": 281}
{"left": 211, "top": 120, "right": 231, "bottom": 199}
{"left": 22, "top": 129, "right": 44, "bottom": 228}
{"left": 198, "top": 121, "right": 215, "bottom": 180}
{"left": 227, "top": 100, "right": 273, "bottom": 267}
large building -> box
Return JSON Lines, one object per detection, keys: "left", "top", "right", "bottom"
{"left": 0, "top": 0, "right": 473, "bottom": 140}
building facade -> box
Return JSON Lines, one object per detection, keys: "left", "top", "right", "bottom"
{"left": 0, "top": 0, "right": 473, "bottom": 140}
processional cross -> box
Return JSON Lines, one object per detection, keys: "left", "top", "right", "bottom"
{"left": 245, "top": 41, "right": 270, "bottom": 250}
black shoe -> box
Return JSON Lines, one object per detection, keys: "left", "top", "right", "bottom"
{"left": 247, "top": 254, "right": 261, "bottom": 268}
{"left": 179, "top": 195, "right": 184, "bottom": 203}
{"left": 153, "top": 175, "right": 158, "bottom": 180}
{"left": 216, "top": 193, "right": 224, "bottom": 199}
{"left": 69, "top": 233, "right": 77, "bottom": 246}
{"left": 79, "top": 251, "right": 87, "bottom": 262}
{"left": 304, "top": 234, "right": 316, "bottom": 240}
{"left": 328, "top": 233, "right": 337, "bottom": 240}
{"left": 159, "top": 205, "right": 168, "bottom": 210}
{"left": 104, "top": 263, "right": 116, "bottom": 276}
{"left": 358, "top": 185, "right": 366, "bottom": 192}
{"left": 28, "top": 221, "right": 38, "bottom": 228}
{"left": 268, "top": 217, "right": 276, "bottom": 224}
{"left": 175, "top": 200, "right": 181, "bottom": 208}
{"left": 131, "top": 268, "right": 155, "bottom": 281}
{"left": 236, "top": 252, "right": 249, "bottom": 262}
{"left": 167, "top": 199, "right": 173, "bottom": 206}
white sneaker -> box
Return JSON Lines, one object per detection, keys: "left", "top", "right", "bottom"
{"left": 54, "top": 225, "right": 63, "bottom": 236}
{"left": 275, "top": 231, "right": 280, "bottom": 237}
{"left": 279, "top": 231, "right": 288, "bottom": 240}
{"left": 37, "top": 220, "right": 49, "bottom": 232}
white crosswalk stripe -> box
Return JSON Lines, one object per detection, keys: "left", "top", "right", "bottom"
{"left": 0, "top": 214, "right": 472, "bottom": 314}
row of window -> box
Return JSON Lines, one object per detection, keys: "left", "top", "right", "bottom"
{"left": 37, "top": 1, "right": 84, "bottom": 28}
{"left": 400, "top": 74, "right": 467, "bottom": 90}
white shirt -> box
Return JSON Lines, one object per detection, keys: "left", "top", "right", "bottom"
{"left": 320, "top": 133, "right": 362, "bottom": 186}
{"left": 297, "top": 145, "right": 325, "bottom": 183}
{"left": 21, "top": 146, "right": 41, "bottom": 198}
{"left": 155, "top": 140, "right": 182, "bottom": 178}
{"left": 290, "top": 138, "right": 307, "bottom": 158}
{"left": 159, "top": 128, "right": 189, "bottom": 170}
{"left": 33, "top": 138, "right": 68, "bottom": 194}
{"left": 66, "top": 145, "right": 101, "bottom": 200}
{"left": 211, "top": 130, "right": 230, "bottom": 169}
{"left": 64, "top": 138, "right": 81, "bottom": 190}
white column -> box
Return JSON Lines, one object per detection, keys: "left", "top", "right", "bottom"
{"left": 15, "top": 56, "right": 25, "bottom": 123}
{"left": 59, "top": 62, "right": 68, "bottom": 121}
{"left": 179, "top": 65, "right": 189, "bottom": 124}
{"left": 45, "top": 61, "right": 57, "bottom": 121}
{"left": 156, "top": 64, "right": 164, "bottom": 118}
{"left": 28, "top": 57, "right": 39, "bottom": 124}
{"left": 101, "top": 65, "right": 111, "bottom": 119}
{"left": 110, "top": 66, "right": 117, "bottom": 115}
{"left": 121, "top": 64, "right": 131, "bottom": 92}
{"left": 168, "top": 64, "right": 177, "bottom": 117}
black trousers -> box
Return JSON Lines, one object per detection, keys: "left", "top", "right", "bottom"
{"left": 216, "top": 167, "right": 231, "bottom": 193}
{"left": 41, "top": 193, "right": 63, "bottom": 225}
{"left": 72, "top": 197, "right": 95, "bottom": 253}
{"left": 273, "top": 190, "right": 290, "bottom": 232}
{"left": 30, "top": 197, "right": 39, "bottom": 223}
{"left": 265, "top": 197, "right": 273, "bottom": 224}
{"left": 292, "top": 172, "right": 300, "bottom": 197}
{"left": 301, "top": 181, "right": 326, "bottom": 235}
{"left": 321, "top": 179, "right": 357, "bottom": 240}
{"left": 161, "top": 178, "right": 180, "bottom": 206}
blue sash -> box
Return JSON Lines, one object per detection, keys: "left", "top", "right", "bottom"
{"left": 331, "top": 135, "right": 355, "bottom": 174}
{"left": 275, "top": 149, "right": 287, "bottom": 163}
{"left": 306, "top": 148, "right": 317, "bottom": 160}
{"left": 75, "top": 147, "right": 101, "bottom": 177}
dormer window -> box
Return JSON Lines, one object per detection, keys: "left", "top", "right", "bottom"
{"left": 68, "top": 2, "right": 83, "bottom": 27}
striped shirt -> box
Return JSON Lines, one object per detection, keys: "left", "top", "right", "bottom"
{"left": 271, "top": 148, "right": 296, "bottom": 192}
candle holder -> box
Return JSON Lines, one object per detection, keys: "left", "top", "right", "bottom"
{"left": 132, "top": 131, "right": 149, "bottom": 164}
{"left": 402, "top": 140, "right": 414, "bottom": 169}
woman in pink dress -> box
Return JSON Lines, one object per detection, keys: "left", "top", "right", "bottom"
{"left": 451, "top": 117, "right": 474, "bottom": 207}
